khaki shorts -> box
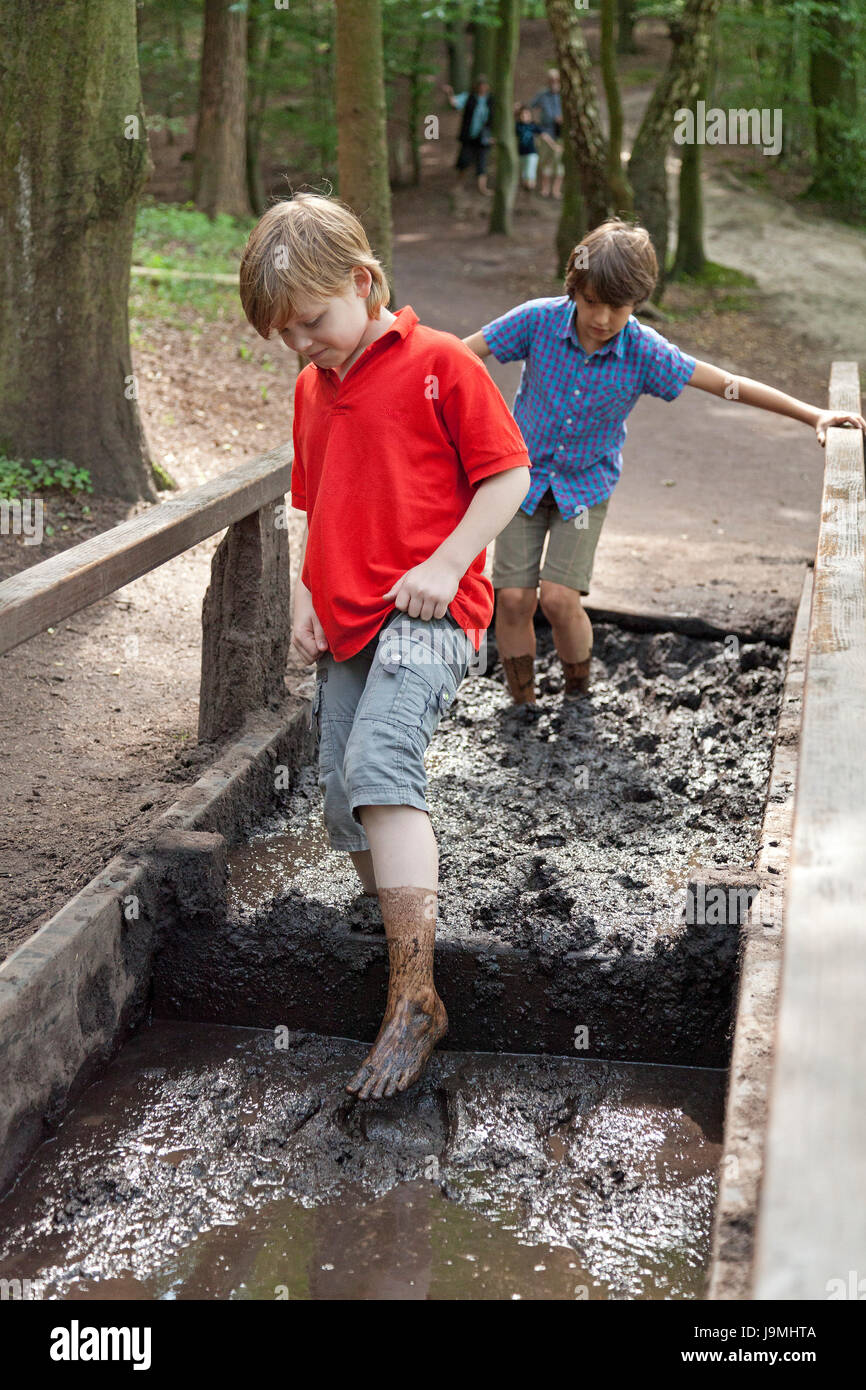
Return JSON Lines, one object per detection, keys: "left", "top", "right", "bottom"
{"left": 538, "top": 139, "right": 564, "bottom": 179}
{"left": 492, "top": 488, "right": 609, "bottom": 594}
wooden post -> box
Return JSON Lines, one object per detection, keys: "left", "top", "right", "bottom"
{"left": 753, "top": 362, "right": 866, "bottom": 1299}
{"left": 198, "top": 499, "right": 291, "bottom": 743}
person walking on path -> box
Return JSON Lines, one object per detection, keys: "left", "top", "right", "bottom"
{"left": 443, "top": 76, "right": 495, "bottom": 196}
{"left": 531, "top": 68, "right": 564, "bottom": 199}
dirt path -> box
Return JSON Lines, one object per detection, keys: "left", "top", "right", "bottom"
{"left": 1, "top": 17, "right": 861, "bottom": 959}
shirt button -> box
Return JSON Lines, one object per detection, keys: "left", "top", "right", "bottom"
{"left": 558, "top": 444, "right": 564, "bottom": 451}
{"left": 550, "top": 471, "right": 557, "bottom": 478}
{"left": 566, "top": 419, "right": 573, "bottom": 425}
{"left": 574, "top": 390, "right": 580, "bottom": 397}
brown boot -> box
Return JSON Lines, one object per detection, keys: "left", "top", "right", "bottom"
{"left": 561, "top": 654, "right": 592, "bottom": 696}
{"left": 501, "top": 652, "right": 536, "bottom": 705}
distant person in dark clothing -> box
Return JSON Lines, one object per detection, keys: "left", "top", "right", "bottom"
{"left": 443, "top": 76, "right": 494, "bottom": 196}
{"left": 531, "top": 68, "right": 564, "bottom": 199}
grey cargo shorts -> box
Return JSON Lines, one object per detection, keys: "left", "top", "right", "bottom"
{"left": 308, "top": 608, "right": 474, "bottom": 851}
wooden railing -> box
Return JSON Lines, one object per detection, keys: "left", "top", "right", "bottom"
{"left": 753, "top": 362, "right": 866, "bottom": 1299}
{"left": 0, "top": 443, "right": 293, "bottom": 742}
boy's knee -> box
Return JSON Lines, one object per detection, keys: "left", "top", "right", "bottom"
{"left": 539, "top": 580, "right": 583, "bottom": 624}
{"left": 497, "top": 587, "right": 538, "bottom": 622}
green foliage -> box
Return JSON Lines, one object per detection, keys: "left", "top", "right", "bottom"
{"left": 131, "top": 200, "right": 255, "bottom": 327}
{"left": 0, "top": 456, "right": 93, "bottom": 501}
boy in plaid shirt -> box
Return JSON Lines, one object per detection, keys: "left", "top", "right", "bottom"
{"left": 464, "top": 219, "right": 865, "bottom": 708}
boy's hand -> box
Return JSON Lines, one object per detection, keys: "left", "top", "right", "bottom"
{"left": 292, "top": 597, "right": 330, "bottom": 664}
{"left": 814, "top": 410, "right": 866, "bottom": 447}
{"left": 383, "top": 556, "right": 463, "bottom": 621}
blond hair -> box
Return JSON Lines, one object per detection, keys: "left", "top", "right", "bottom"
{"left": 239, "top": 192, "right": 391, "bottom": 338}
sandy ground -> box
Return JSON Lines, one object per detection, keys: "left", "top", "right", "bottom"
{"left": 1, "top": 18, "right": 862, "bottom": 959}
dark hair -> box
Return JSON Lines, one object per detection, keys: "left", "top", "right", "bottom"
{"left": 564, "top": 218, "right": 658, "bottom": 307}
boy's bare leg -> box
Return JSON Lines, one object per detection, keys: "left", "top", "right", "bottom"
{"left": 349, "top": 849, "right": 377, "bottom": 896}
{"left": 346, "top": 805, "right": 447, "bottom": 1100}
{"left": 495, "top": 586, "right": 538, "bottom": 704}
{"left": 539, "top": 579, "right": 593, "bottom": 693}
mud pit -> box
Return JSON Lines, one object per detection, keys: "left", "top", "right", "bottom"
{"left": 158, "top": 623, "right": 785, "bottom": 1066}
{"left": 0, "top": 1021, "right": 723, "bottom": 1300}
{"left": 0, "top": 624, "right": 782, "bottom": 1300}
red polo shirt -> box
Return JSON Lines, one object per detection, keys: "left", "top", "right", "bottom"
{"left": 290, "top": 305, "right": 530, "bottom": 661}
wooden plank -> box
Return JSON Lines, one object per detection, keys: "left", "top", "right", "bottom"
{"left": 753, "top": 363, "right": 866, "bottom": 1299}
{"left": 0, "top": 445, "right": 292, "bottom": 657}
{"left": 130, "top": 265, "right": 239, "bottom": 285}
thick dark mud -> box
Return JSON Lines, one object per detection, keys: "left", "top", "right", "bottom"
{"left": 162, "top": 625, "right": 783, "bottom": 1062}
{"left": 0, "top": 1021, "right": 723, "bottom": 1301}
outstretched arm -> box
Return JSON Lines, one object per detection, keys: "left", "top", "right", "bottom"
{"left": 687, "top": 359, "right": 866, "bottom": 447}
{"left": 383, "top": 466, "right": 531, "bottom": 621}
{"left": 462, "top": 330, "right": 492, "bottom": 358}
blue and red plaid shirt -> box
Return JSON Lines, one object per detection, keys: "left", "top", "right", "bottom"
{"left": 482, "top": 296, "right": 696, "bottom": 519}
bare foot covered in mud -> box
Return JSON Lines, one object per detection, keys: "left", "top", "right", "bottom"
{"left": 346, "top": 988, "right": 448, "bottom": 1101}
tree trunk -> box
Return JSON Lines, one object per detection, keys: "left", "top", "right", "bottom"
{"left": 671, "top": 41, "right": 715, "bottom": 279}
{"left": 671, "top": 105, "right": 705, "bottom": 277}
{"left": 617, "top": 0, "right": 639, "bottom": 55}
{"left": 627, "top": 0, "right": 720, "bottom": 291}
{"left": 600, "top": 0, "right": 633, "bottom": 214}
{"left": 445, "top": 18, "right": 470, "bottom": 94}
{"left": 193, "top": 0, "right": 251, "bottom": 219}
{"left": 470, "top": 18, "right": 496, "bottom": 82}
{"left": 808, "top": 6, "right": 858, "bottom": 200}
{"left": 489, "top": 0, "right": 520, "bottom": 236}
{"left": 246, "top": 4, "right": 273, "bottom": 216}
{"left": 335, "top": 0, "right": 394, "bottom": 302}
{"left": 555, "top": 133, "right": 587, "bottom": 277}
{"left": 545, "top": 0, "right": 611, "bottom": 231}
{"left": 0, "top": 0, "right": 155, "bottom": 501}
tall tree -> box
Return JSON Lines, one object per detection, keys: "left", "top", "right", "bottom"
{"left": 0, "top": 0, "right": 154, "bottom": 501}
{"left": 545, "top": 0, "right": 612, "bottom": 234}
{"left": 807, "top": 1, "right": 859, "bottom": 202}
{"left": 336, "top": 0, "right": 394, "bottom": 300}
{"left": 617, "top": 0, "right": 639, "bottom": 54}
{"left": 627, "top": 0, "right": 720, "bottom": 286}
{"left": 488, "top": 0, "right": 520, "bottom": 235}
{"left": 600, "top": 0, "right": 633, "bottom": 215}
{"left": 193, "top": 0, "right": 252, "bottom": 219}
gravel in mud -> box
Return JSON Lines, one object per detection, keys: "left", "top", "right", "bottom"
{"left": 223, "top": 624, "right": 785, "bottom": 1034}
{"left": 0, "top": 1021, "right": 723, "bottom": 1301}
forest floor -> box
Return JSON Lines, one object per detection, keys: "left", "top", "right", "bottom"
{"left": 2, "top": 16, "right": 864, "bottom": 959}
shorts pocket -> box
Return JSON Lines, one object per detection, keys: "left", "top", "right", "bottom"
{"left": 311, "top": 677, "right": 336, "bottom": 774}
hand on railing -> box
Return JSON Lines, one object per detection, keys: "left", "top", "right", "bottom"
{"left": 814, "top": 410, "right": 866, "bottom": 447}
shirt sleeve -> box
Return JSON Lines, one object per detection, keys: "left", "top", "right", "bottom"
{"left": 639, "top": 325, "right": 696, "bottom": 401}
{"left": 290, "top": 380, "right": 307, "bottom": 511}
{"left": 452, "top": 92, "right": 469, "bottom": 110}
{"left": 481, "top": 300, "right": 535, "bottom": 364}
{"left": 439, "top": 356, "right": 531, "bottom": 487}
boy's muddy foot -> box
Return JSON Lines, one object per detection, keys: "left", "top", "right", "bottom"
{"left": 560, "top": 655, "right": 591, "bottom": 696}
{"left": 501, "top": 652, "right": 536, "bottom": 705}
{"left": 345, "top": 988, "right": 448, "bottom": 1100}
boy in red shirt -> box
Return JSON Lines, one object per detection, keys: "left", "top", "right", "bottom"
{"left": 240, "top": 194, "right": 530, "bottom": 1101}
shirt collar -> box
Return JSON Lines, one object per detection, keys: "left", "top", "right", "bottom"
{"left": 560, "top": 299, "right": 630, "bottom": 359}
{"left": 316, "top": 305, "right": 417, "bottom": 378}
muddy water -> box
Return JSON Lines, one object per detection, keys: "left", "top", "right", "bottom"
{"left": 0, "top": 1022, "right": 723, "bottom": 1301}
{"left": 229, "top": 624, "right": 784, "bottom": 965}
